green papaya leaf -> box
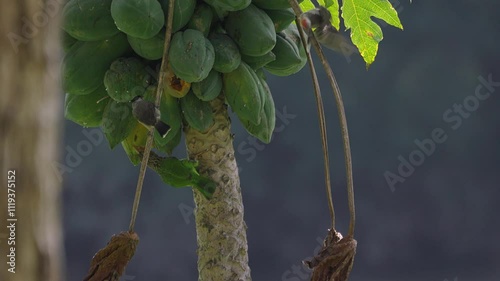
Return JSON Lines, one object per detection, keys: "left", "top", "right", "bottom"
{"left": 299, "top": 0, "right": 315, "bottom": 13}
{"left": 151, "top": 156, "right": 216, "bottom": 199}
{"left": 342, "top": 0, "right": 403, "bottom": 67}
{"left": 101, "top": 100, "right": 137, "bottom": 149}
{"left": 121, "top": 121, "right": 148, "bottom": 165}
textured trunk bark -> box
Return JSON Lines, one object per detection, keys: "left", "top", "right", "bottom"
{"left": 184, "top": 96, "right": 251, "bottom": 281}
{"left": 0, "top": 0, "right": 64, "bottom": 280}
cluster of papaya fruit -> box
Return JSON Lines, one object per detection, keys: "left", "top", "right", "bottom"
{"left": 62, "top": 0, "right": 307, "bottom": 195}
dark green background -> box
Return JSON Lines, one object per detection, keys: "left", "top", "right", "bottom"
{"left": 62, "top": 1, "right": 500, "bottom": 280}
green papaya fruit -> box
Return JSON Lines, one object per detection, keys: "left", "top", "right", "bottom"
{"left": 209, "top": 33, "right": 241, "bottom": 73}
{"left": 265, "top": 25, "right": 307, "bottom": 76}
{"left": 180, "top": 91, "right": 214, "bottom": 132}
{"left": 265, "top": 8, "right": 295, "bottom": 32}
{"left": 128, "top": 31, "right": 165, "bottom": 60}
{"left": 101, "top": 100, "right": 137, "bottom": 149}
{"left": 225, "top": 4, "right": 276, "bottom": 57}
{"left": 168, "top": 29, "right": 215, "bottom": 83}
{"left": 61, "top": 31, "right": 78, "bottom": 52}
{"left": 223, "top": 61, "right": 264, "bottom": 125}
{"left": 62, "top": 0, "right": 119, "bottom": 41}
{"left": 209, "top": 4, "right": 229, "bottom": 20}
{"left": 186, "top": 3, "right": 213, "bottom": 37}
{"left": 203, "top": 0, "right": 251, "bottom": 12}
{"left": 192, "top": 70, "right": 222, "bottom": 101}
{"left": 64, "top": 85, "right": 110, "bottom": 127}
{"left": 241, "top": 51, "right": 276, "bottom": 70}
{"left": 159, "top": 0, "right": 196, "bottom": 33}
{"left": 252, "top": 0, "right": 304, "bottom": 10}
{"left": 150, "top": 156, "right": 216, "bottom": 199}
{"left": 63, "top": 33, "right": 130, "bottom": 95}
{"left": 104, "top": 57, "right": 153, "bottom": 102}
{"left": 111, "top": 0, "right": 164, "bottom": 39}
{"left": 240, "top": 74, "right": 275, "bottom": 143}
{"left": 282, "top": 23, "right": 303, "bottom": 44}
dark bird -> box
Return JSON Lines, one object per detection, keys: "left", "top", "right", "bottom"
{"left": 300, "top": 5, "right": 359, "bottom": 57}
{"left": 314, "top": 24, "right": 358, "bottom": 56}
{"left": 300, "top": 5, "right": 331, "bottom": 30}
{"left": 131, "top": 96, "right": 171, "bottom": 137}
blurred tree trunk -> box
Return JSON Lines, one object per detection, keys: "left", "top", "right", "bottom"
{"left": 185, "top": 96, "right": 252, "bottom": 281}
{"left": 0, "top": 0, "right": 64, "bottom": 281}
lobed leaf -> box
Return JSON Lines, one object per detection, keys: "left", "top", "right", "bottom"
{"left": 342, "top": 0, "right": 403, "bottom": 67}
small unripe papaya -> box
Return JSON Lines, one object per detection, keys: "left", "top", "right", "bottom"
{"left": 64, "top": 85, "right": 110, "bottom": 127}
{"left": 209, "top": 33, "right": 241, "bottom": 73}
{"left": 252, "top": 0, "right": 304, "bottom": 10}
{"left": 62, "top": 0, "right": 119, "bottom": 41}
{"left": 225, "top": 4, "right": 276, "bottom": 57}
{"left": 104, "top": 57, "right": 153, "bottom": 102}
{"left": 159, "top": 0, "right": 196, "bottom": 33}
{"left": 111, "top": 0, "right": 164, "bottom": 39}
{"left": 264, "top": 8, "right": 295, "bottom": 32}
{"left": 186, "top": 3, "right": 213, "bottom": 37}
{"left": 265, "top": 25, "right": 307, "bottom": 76}
{"left": 63, "top": 33, "right": 130, "bottom": 95}
{"left": 192, "top": 70, "right": 222, "bottom": 101}
{"left": 203, "top": 0, "right": 251, "bottom": 12}
{"left": 240, "top": 74, "right": 276, "bottom": 143}
{"left": 128, "top": 31, "right": 165, "bottom": 60}
{"left": 223, "top": 62, "right": 264, "bottom": 125}
{"left": 168, "top": 29, "right": 215, "bottom": 83}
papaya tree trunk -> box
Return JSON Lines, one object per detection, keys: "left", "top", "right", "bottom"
{"left": 0, "top": 0, "right": 64, "bottom": 280}
{"left": 184, "top": 96, "right": 251, "bottom": 281}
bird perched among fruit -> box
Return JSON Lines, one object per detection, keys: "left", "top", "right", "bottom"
{"left": 130, "top": 96, "right": 170, "bottom": 137}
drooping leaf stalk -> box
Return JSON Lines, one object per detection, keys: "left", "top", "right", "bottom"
{"left": 289, "top": 0, "right": 356, "bottom": 237}
{"left": 129, "top": 0, "right": 176, "bottom": 232}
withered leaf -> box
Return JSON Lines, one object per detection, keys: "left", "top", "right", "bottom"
{"left": 83, "top": 231, "right": 139, "bottom": 281}
{"left": 304, "top": 229, "right": 357, "bottom": 281}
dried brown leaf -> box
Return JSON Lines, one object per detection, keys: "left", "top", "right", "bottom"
{"left": 83, "top": 231, "right": 139, "bottom": 281}
{"left": 304, "top": 229, "right": 357, "bottom": 281}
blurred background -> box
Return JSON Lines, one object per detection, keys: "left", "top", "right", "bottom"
{"left": 62, "top": 1, "right": 500, "bottom": 281}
